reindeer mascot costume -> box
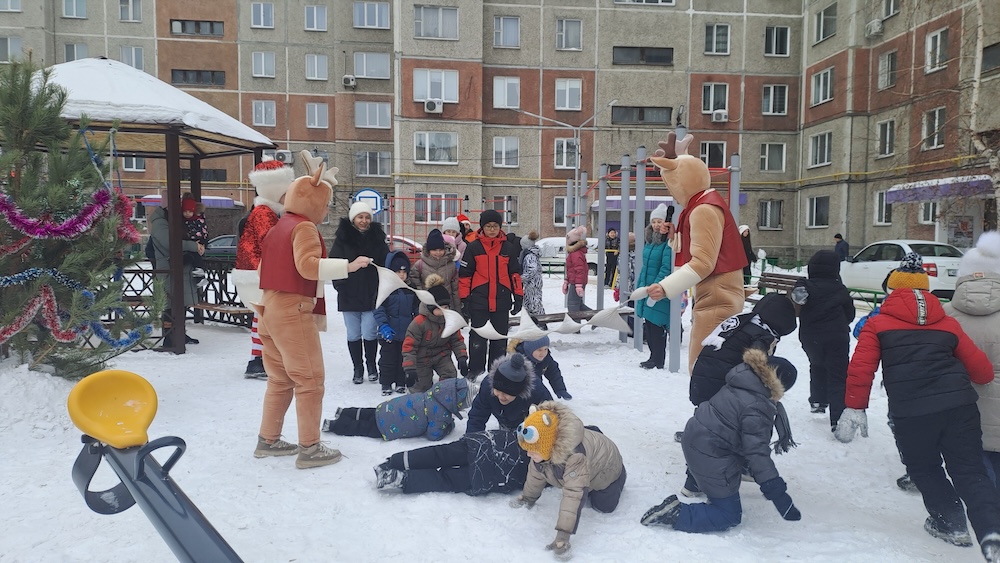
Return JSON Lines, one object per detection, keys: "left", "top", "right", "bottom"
{"left": 254, "top": 151, "right": 372, "bottom": 469}
{"left": 647, "top": 133, "right": 749, "bottom": 372}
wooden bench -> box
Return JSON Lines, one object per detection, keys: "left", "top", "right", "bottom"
{"left": 746, "top": 272, "right": 804, "bottom": 302}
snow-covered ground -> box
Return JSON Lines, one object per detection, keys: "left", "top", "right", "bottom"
{"left": 0, "top": 269, "right": 985, "bottom": 562}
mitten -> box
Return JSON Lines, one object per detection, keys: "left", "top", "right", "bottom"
{"left": 613, "top": 287, "right": 620, "bottom": 301}
{"left": 576, "top": 284, "right": 585, "bottom": 297}
{"left": 510, "top": 295, "right": 523, "bottom": 315}
{"left": 458, "top": 357, "right": 469, "bottom": 377}
{"left": 461, "top": 301, "right": 470, "bottom": 319}
{"left": 404, "top": 369, "right": 418, "bottom": 388}
{"left": 509, "top": 495, "right": 535, "bottom": 509}
{"left": 378, "top": 323, "right": 395, "bottom": 342}
{"left": 556, "top": 389, "right": 573, "bottom": 400}
{"left": 546, "top": 531, "right": 572, "bottom": 555}
{"left": 834, "top": 408, "right": 869, "bottom": 443}
{"left": 562, "top": 280, "right": 569, "bottom": 295}
{"left": 759, "top": 477, "right": 802, "bottom": 521}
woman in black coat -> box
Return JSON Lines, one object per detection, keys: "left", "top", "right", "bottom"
{"left": 604, "top": 228, "right": 620, "bottom": 287}
{"left": 739, "top": 225, "right": 755, "bottom": 285}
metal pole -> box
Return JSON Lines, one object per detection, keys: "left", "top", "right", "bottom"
{"left": 729, "top": 153, "right": 741, "bottom": 223}
{"left": 632, "top": 148, "right": 647, "bottom": 353}
{"left": 574, "top": 128, "right": 581, "bottom": 229}
{"left": 565, "top": 178, "right": 574, "bottom": 234}
{"left": 618, "top": 154, "right": 632, "bottom": 344}
{"left": 596, "top": 165, "right": 608, "bottom": 310}
{"left": 579, "top": 171, "right": 588, "bottom": 229}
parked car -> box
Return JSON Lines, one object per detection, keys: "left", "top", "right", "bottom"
{"left": 203, "top": 234, "right": 237, "bottom": 261}
{"left": 537, "top": 236, "right": 600, "bottom": 275}
{"left": 840, "top": 239, "right": 964, "bottom": 299}
{"left": 388, "top": 235, "right": 423, "bottom": 265}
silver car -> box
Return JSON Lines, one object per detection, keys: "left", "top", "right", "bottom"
{"left": 840, "top": 239, "right": 964, "bottom": 298}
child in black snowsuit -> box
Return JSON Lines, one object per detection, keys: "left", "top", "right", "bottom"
{"left": 509, "top": 335, "right": 572, "bottom": 400}
{"left": 373, "top": 251, "right": 419, "bottom": 395}
{"left": 791, "top": 249, "right": 856, "bottom": 430}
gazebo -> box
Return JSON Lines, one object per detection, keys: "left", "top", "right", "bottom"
{"left": 47, "top": 57, "right": 276, "bottom": 353}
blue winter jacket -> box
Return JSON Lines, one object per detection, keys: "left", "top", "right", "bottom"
{"left": 514, "top": 342, "right": 567, "bottom": 396}
{"left": 373, "top": 254, "right": 419, "bottom": 340}
{"left": 634, "top": 226, "right": 673, "bottom": 329}
{"left": 375, "top": 378, "right": 469, "bottom": 441}
{"left": 466, "top": 369, "right": 553, "bottom": 433}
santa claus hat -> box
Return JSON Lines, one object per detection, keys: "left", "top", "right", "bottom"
{"left": 248, "top": 157, "right": 294, "bottom": 203}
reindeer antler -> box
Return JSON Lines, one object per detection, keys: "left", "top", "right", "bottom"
{"left": 300, "top": 150, "right": 339, "bottom": 187}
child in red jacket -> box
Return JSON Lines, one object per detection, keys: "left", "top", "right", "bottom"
{"left": 563, "top": 225, "right": 591, "bottom": 313}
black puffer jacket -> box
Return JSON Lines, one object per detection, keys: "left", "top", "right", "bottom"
{"left": 793, "top": 250, "right": 855, "bottom": 341}
{"left": 466, "top": 360, "right": 553, "bottom": 433}
{"left": 329, "top": 218, "right": 389, "bottom": 311}
{"left": 463, "top": 430, "right": 530, "bottom": 496}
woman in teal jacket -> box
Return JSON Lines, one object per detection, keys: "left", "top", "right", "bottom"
{"left": 634, "top": 206, "right": 674, "bottom": 369}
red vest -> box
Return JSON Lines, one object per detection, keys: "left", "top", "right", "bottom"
{"left": 259, "top": 212, "right": 327, "bottom": 315}
{"left": 675, "top": 190, "right": 749, "bottom": 275}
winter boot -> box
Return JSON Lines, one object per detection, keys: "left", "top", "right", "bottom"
{"left": 296, "top": 442, "right": 343, "bottom": 469}
{"left": 381, "top": 386, "right": 393, "bottom": 396}
{"left": 364, "top": 339, "right": 379, "bottom": 382}
{"left": 680, "top": 472, "right": 705, "bottom": 498}
{"left": 641, "top": 494, "right": 682, "bottom": 526}
{"left": 810, "top": 402, "right": 828, "bottom": 414}
{"left": 374, "top": 461, "right": 405, "bottom": 489}
{"left": 896, "top": 473, "right": 919, "bottom": 492}
{"left": 674, "top": 431, "right": 684, "bottom": 443}
{"left": 348, "top": 340, "right": 364, "bottom": 384}
{"left": 982, "top": 533, "right": 1000, "bottom": 563}
{"left": 244, "top": 357, "right": 266, "bottom": 379}
{"left": 254, "top": 435, "right": 298, "bottom": 458}
{"left": 924, "top": 516, "right": 973, "bottom": 547}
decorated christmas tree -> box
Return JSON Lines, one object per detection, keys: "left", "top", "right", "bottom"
{"left": 0, "top": 59, "right": 155, "bottom": 378}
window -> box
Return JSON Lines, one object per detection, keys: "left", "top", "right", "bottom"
{"left": 612, "top": 47, "right": 673, "bottom": 66}
{"left": 0, "top": 0, "right": 21, "bottom": 11}
{"left": 170, "top": 20, "right": 224, "bottom": 36}
{"left": 354, "top": 52, "right": 390, "bottom": 79}
{"left": 765, "top": 26, "right": 789, "bottom": 56}
{"left": 65, "top": 44, "right": 88, "bottom": 62}
{"left": 877, "top": 120, "right": 895, "bottom": 157}
{"left": 355, "top": 101, "right": 390, "bottom": 129}
{"left": 702, "top": 83, "right": 728, "bottom": 112}
{"left": 923, "top": 107, "right": 945, "bottom": 150}
{"left": 414, "top": 132, "right": 458, "bottom": 164}
{"left": 0, "top": 37, "right": 21, "bottom": 62}
{"left": 120, "top": 46, "right": 143, "bottom": 71}
{"left": 554, "top": 196, "right": 567, "bottom": 226}
{"left": 252, "top": 52, "right": 275, "bottom": 78}
{"left": 494, "top": 16, "right": 519, "bottom": 48}
{"left": 878, "top": 51, "right": 897, "bottom": 89}
{"left": 414, "top": 6, "right": 458, "bottom": 39}
{"left": 985, "top": 43, "right": 1000, "bottom": 74}
{"left": 414, "top": 193, "right": 459, "bottom": 223}
{"left": 809, "top": 131, "right": 832, "bottom": 167}
{"left": 884, "top": 0, "right": 900, "bottom": 19}
{"left": 64, "top": 0, "right": 86, "bottom": 18}
{"left": 759, "top": 143, "right": 785, "bottom": 172}
{"left": 611, "top": 106, "right": 671, "bottom": 125}
{"left": 758, "top": 199, "right": 782, "bottom": 229}
{"left": 252, "top": 100, "right": 276, "bottom": 127}
{"left": 926, "top": 28, "right": 949, "bottom": 72}
{"left": 808, "top": 195, "right": 830, "bottom": 227}
{"left": 251, "top": 3, "right": 273, "bottom": 28}
{"left": 811, "top": 68, "right": 833, "bottom": 105}
{"left": 355, "top": 151, "right": 391, "bottom": 177}
{"left": 705, "top": 24, "right": 730, "bottom": 55}
{"left": 920, "top": 201, "right": 938, "bottom": 224}
{"left": 119, "top": 0, "right": 140, "bottom": 21}
{"left": 699, "top": 142, "right": 725, "bottom": 168}
{"left": 762, "top": 84, "right": 787, "bottom": 115}
{"left": 493, "top": 77, "right": 520, "bottom": 109}
{"left": 555, "top": 79, "right": 582, "bottom": 110}
{"left": 815, "top": 3, "right": 837, "bottom": 43}
{"left": 554, "top": 138, "right": 578, "bottom": 169}
{"left": 122, "top": 156, "right": 145, "bottom": 171}
{"left": 305, "top": 54, "right": 328, "bottom": 80}
{"left": 492, "top": 196, "right": 519, "bottom": 225}
{"left": 354, "top": 1, "right": 389, "bottom": 29}
{"left": 556, "top": 19, "right": 582, "bottom": 50}
{"left": 305, "top": 5, "right": 327, "bottom": 31}
{"left": 875, "top": 191, "right": 892, "bottom": 225}
{"left": 307, "top": 103, "right": 329, "bottom": 129}
{"left": 493, "top": 137, "right": 519, "bottom": 167}
{"left": 413, "top": 69, "right": 459, "bottom": 102}
{"left": 171, "top": 69, "right": 225, "bottom": 86}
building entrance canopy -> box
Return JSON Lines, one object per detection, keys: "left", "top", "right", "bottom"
{"left": 886, "top": 175, "right": 993, "bottom": 204}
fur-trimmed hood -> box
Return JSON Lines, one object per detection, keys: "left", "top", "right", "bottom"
{"left": 565, "top": 239, "right": 588, "bottom": 253}
{"left": 530, "top": 400, "right": 585, "bottom": 465}
{"left": 334, "top": 217, "right": 387, "bottom": 246}
{"left": 738, "top": 347, "right": 784, "bottom": 401}
{"left": 486, "top": 353, "right": 538, "bottom": 401}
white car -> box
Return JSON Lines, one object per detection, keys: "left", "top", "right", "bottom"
{"left": 840, "top": 239, "right": 964, "bottom": 298}
{"left": 537, "top": 236, "right": 601, "bottom": 274}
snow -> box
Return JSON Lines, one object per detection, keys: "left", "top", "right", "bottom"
{"left": 0, "top": 270, "right": 986, "bottom": 562}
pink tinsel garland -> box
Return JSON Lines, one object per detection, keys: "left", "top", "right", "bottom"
{"left": 0, "top": 285, "right": 80, "bottom": 344}
{"left": 0, "top": 189, "right": 112, "bottom": 239}
{"left": 113, "top": 190, "right": 141, "bottom": 244}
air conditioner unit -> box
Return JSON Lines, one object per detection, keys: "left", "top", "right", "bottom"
{"left": 274, "top": 150, "right": 294, "bottom": 165}
{"left": 342, "top": 74, "right": 357, "bottom": 88}
{"left": 865, "top": 19, "right": 884, "bottom": 38}
{"left": 424, "top": 98, "right": 444, "bottom": 114}
{"left": 711, "top": 109, "right": 728, "bottom": 123}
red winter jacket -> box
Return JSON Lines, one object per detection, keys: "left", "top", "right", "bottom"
{"left": 564, "top": 240, "right": 590, "bottom": 285}
{"left": 458, "top": 230, "right": 522, "bottom": 313}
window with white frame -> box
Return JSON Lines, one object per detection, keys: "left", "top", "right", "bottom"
{"left": 120, "top": 0, "right": 140, "bottom": 21}
{"left": 811, "top": 68, "right": 833, "bottom": 105}
{"left": 809, "top": 131, "right": 832, "bottom": 167}
{"left": 556, "top": 19, "right": 582, "bottom": 50}
{"left": 758, "top": 199, "right": 782, "bottom": 229}
{"left": 611, "top": 106, "right": 672, "bottom": 125}
{"left": 353, "top": 1, "right": 389, "bottom": 29}
{"left": 494, "top": 16, "right": 519, "bottom": 48}
{"left": 415, "top": 192, "right": 459, "bottom": 223}
{"left": 762, "top": 84, "right": 787, "bottom": 115}
{"left": 122, "top": 156, "right": 145, "bottom": 171}
{"left": 252, "top": 100, "right": 276, "bottom": 126}
{"left": 983, "top": 43, "right": 1000, "bottom": 74}
{"left": 493, "top": 137, "right": 519, "bottom": 168}
{"left": 305, "top": 54, "right": 328, "bottom": 80}
{"left": 808, "top": 195, "right": 830, "bottom": 227}
{"left": 252, "top": 51, "right": 275, "bottom": 78}
{"left": 705, "top": 24, "right": 730, "bottom": 55}
{"left": 306, "top": 103, "right": 329, "bottom": 128}
{"left": 251, "top": 2, "right": 273, "bottom": 28}
{"left": 554, "top": 196, "right": 567, "bottom": 226}
{"left": 414, "top": 6, "right": 458, "bottom": 39}
{"left": 815, "top": 3, "right": 837, "bottom": 43}
{"left": 120, "top": 46, "right": 143, "bottom": 70}
{"left": 702, "top": 83, "right": 728, "bottom": 112}
{"left": 0, "top": 36, "right": 22, "bottom": 62}
{"left": 920, "top": 201, "right": 938, "bottom": 224}
{"left": 878, "top": 51, "right": 897, "bottom": 89}
{"left": 875, "top": 191, "right": 892, "bottom": 224}
{"left": 493, "top": 77, "right": 520, "bottom": 109}
{"left": 759, "top": 143, "right": 785, "bottom": 172}
{"left": 884, "top": 0, "right": 900, "bottom": 19}
{"left": 64, "top": 0, "right": 86, "bottom": 18}
{"left": 700, "top": 141, "right": 726, "bottom": 168}
{"left": 554, "top": 138, "right": 578, "bottom": 169}
{"left": 355, "top": 101, "right": 390, "bottom": 129}
{"left": 305, "top": 5, "right": 327, "bottom": 31}
{"left": 765, "top": 26, "right": 789, "bottom": 56}
{"left": 492, "top": 195, "right": 519, "bottom": 225}
{"left": 413, "top": 69, "right": 459, "bottom": 102}
{"left": 354, "top": 52, "right": 390, "bottom": 79}
{"left": 65, "top": 44, "right": 88, "bottom": 62}
{"left": 926, "top": 28, "right": 949, "bottom": 73}
{"left": 355, "top": 151, "right": 391, "bottom": 177}
{"left": 923, "top": 107, "right": 945, "bottom": 150}
{"left": 877, "top": 120, "right": 895, "bottom": 157}
{"left": 414, "top": 132, "right": 458, "bottom": 164}
{"left": 0, "top": 0, "right": 21, "bottom": 12}
{"left": 555, "top": 79, "right": 582, "bottom": 111}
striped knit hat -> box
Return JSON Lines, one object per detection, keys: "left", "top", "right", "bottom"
{"left": 886, "top": 252, "right": 929, "bottom": 291}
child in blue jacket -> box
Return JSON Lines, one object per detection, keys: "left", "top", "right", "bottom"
{"left": 374, "top": 251, "right": 419, "bottom": 395}
{"left": 509, "top": 335, "right": 571, "bottom": 399}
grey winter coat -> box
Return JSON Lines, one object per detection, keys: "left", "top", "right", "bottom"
{"left": 682, "top": 348, "right": 784, "bottom": 499}
{"left": 944, "top": 272, "right": 1000, "bottom": 452}
{"left": 409, "top": 245, "right": 461, "bottom": 310}
{"left": 374, "top": 377, "right": 470, "bottom": 441}
{"left": 149, "top": 207, "right": 199, "bottom": 308}
{"left": 519, "top": 244, "right": 545, "bottom": 317}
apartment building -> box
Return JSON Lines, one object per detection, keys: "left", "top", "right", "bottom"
{"left": 0, "top": 0, "right": 997, "bottom": 257}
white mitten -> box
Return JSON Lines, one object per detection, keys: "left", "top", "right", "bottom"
{"left": 834, "top": 408, "right": 868, "bottom": 443}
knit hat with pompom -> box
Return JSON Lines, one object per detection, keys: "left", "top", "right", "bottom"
{"left": 957, "top": 231, "right": 1000, "bottom": 277}
{"left": 490, "top": 353, "right": 531, "bottom": 397}
{"left": 424, "top": 273, "right": 451, "bottom": 306}
{"left": 886, "top": 252, "right": 929, "bottom": 291}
